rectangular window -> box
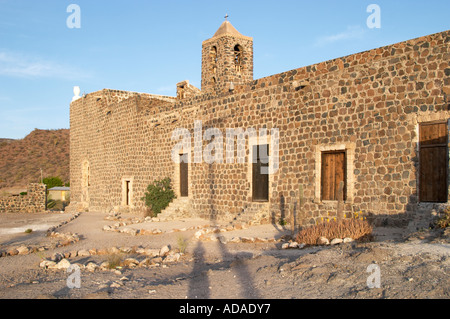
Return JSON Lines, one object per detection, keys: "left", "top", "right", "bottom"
{"left": 180, "top": 154, "right": 189, "bottom": 197}
{"left": 321, "top": 151, "right": 346, "bottom": 201}
{"left": 122, "top": 178, "right": 133, "bottom": 207}
{"left": 419, "top": 122, "right": 448, "bottom": 203}
{"left": 252, "top": 144, "right": 269, "bottom": 202}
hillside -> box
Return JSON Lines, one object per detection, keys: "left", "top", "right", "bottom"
{"left": 0, "top": 129, "right": 69, "bottom": 190}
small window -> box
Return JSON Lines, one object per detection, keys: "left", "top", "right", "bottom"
{"left": 234, "top": 44, "right": 243, "bottom": 72}
{"left": 321, "top": 151, "right": 346, "bottom": 201}
{"left": 210, "top": 46, "right": 218, "bottom": 64}
{"left": 252, "top": 144, "right": 269, "bottom": 202}
{"left": 122, "top": 178, "right": 133, "bottom": 207}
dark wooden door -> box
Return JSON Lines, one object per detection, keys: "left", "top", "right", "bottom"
{"left": 125, "top": 181, "right": 130, "bottom": 206}
{"left": 321, "top": 151, "right": 346, "bottom": 201}
{"left": 252, "top": 145, "right": 269, "bottom": 201}
{"left": 180, "top": 154, "right": 189, "bottom": 197}
{"left": 419, "top": 122, "right": 448, "bottom": 202}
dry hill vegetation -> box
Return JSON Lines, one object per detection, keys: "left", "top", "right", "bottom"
{"left": 0, "top": 129, "right": 69, "bottom": 191}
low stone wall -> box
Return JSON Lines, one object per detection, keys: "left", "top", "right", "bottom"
{"left": 0, "top": 184, "right": 47, "bottom": 213}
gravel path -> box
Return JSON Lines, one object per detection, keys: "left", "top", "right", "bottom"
{"left": 0, "top": 211, "right": 449, "bottom": 299}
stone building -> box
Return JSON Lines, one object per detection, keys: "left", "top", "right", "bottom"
{"left": 68, "top": 20, "right": 450, "bottom": 228}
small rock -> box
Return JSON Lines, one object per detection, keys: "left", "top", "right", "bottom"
{"left": 289, "top": 242, "right": 299, "bottom": 248}
{"left": 144, "top": 248, "right": 160, "bottom": 257}
{"left": 110, "top": 282, "right": 122, "bottom": 288}
{"left": 281, "top": 243, "right": 289, "bottom": 249}
{"left": 330, "top": 238, "right": 343, "bottom": 245}
{"left": 318, "top": 237, "right": 330, "bottom": 245}
{"left": 194, "top": 230, "right": 204, "bottom": 239}
{"left": 17, "top": 246, "right": 29, "bottom": 255}
{"left": 100, "top": 262, "right": 110, "bottom": 270}
{"left": 241, "top": 237, "right": 255, "bottom": 243}
{"left": 297, "top": 243, "right": 306, "bottom": 249}
{"left": 40, "top": 260, "right": 56, "bottom": 269}
{"left": 121, "top": 247, "right": 133, "bottom": 254}
{"left": 53, "top": 259, "right": 71, "bottom": 270}
{"left": 96, "top": 248, "right": 109, "bottom": 255}
{"left": 164, "top": 253, "right": 181, "bottom": 263}
{"left": 148, "top": 290, "right": 156, "bottom": 294}
{"left": 343, "top": 237, "right": 354, "bottom": 243}
{"left": 77, "top": 249, "right": 90, "bottom": 257}
{"left": 103, "top": 225, "right": 112, "bottom": 231}
{"left": 8, "top": 249, "right": 19, "bottom": 256}
{"left": 159, "top": 245, "right": 170, "bottom": 257}
{"left": 123, "top": 258, "right": 139, "bottom": 267}
{"left": 120, "top": 276, "right": 129, "bottom": 281}
{"left": 86, "top": 262, "right": 98, "bottom": 272}
{"left": 108, "top": 247, "right": 120, "bottom": 254}
{"left": 139, "top": 258, "right": 152, "bottom": 267}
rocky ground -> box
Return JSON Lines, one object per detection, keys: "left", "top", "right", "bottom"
{"left": 0, "top": 211, "right": 449, "bottom": 300}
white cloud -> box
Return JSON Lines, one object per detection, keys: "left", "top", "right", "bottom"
{"left": 314, "top": 25, "right": 366, "bottom": 47}
{"left": 0, "top": 50, "right": 91, "bottom": 80}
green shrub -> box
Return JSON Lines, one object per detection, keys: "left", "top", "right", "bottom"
{"left": 141, "top": 178, "right": 176, "bottom": 217}
{"left": 20, "top": 192, "right": 27, "bottom": 196}
{"left": 43, "top": 176, "right": 64, "bottom": 189}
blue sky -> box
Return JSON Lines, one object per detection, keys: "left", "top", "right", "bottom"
{"left": 0, "top": 0, "right": 449, "bottom": 139}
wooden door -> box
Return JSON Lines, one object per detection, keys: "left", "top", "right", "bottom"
{"left": 419, "top": 122, "right": 448, "bottom": 202}
{"left": 125, "top": 181, "right": 130, "bottom": 206}
{"left": 252, "top": 145, "right": 269, "bottom": 201}
{"left": 180, "top": 154, "right": 189, "bottom": 197}
{"left": 321, "top": 151, "right": 346, "bottom": 201}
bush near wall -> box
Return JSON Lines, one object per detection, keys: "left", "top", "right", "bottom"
{"left": 141, "top": 178, "right": 176, "bottom": 217}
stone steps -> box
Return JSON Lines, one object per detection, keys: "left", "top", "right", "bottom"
{"left": 158, "top": 197, "right": 192, "bottom": 219}
{"left": 229, "top": 203, "right": 270, "bottom": 226}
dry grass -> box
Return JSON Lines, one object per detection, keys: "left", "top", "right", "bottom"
{"left": 296, "top": 218, "right": 373, "bottom": 246}
{"left": 436, "top": 209, "right": 450, "bottom": 229}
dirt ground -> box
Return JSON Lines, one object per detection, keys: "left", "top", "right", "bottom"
{"left": 0, "top": 211, "right": 449, "bottom": 299}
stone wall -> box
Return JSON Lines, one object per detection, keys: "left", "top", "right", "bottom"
{"left": 0, "top": 184, "right": 47, "bottom": 213}
{"left": 69, "top": 30, "right": 450, "bottom": 227}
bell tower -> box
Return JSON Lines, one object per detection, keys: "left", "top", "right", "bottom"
{"left": 201, "top": 18, "right": 253, "bottom": 93}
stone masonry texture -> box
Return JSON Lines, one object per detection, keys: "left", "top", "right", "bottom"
{"left": 68, "top": 23, "right": 450, "bottom": 228}
{"left": 0, "top": 184, "right": 47, "bottom": 213}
